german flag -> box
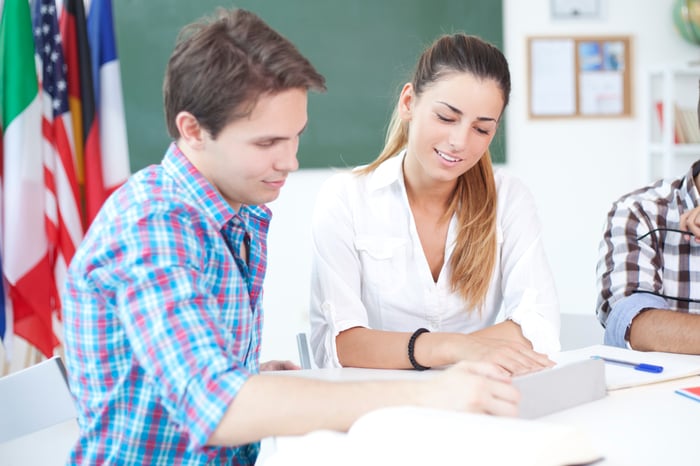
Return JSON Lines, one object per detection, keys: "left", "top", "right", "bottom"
{"left": 60, "top": 0, "right": 99, "bottom": 227}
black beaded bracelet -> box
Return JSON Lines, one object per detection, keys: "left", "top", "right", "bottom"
{"left": 407, "top": 327, "right": 431, "bottom": 371}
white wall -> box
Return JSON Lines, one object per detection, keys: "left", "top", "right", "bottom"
{"left": 503, "top": 0, "right": 698, "bottom": 319}
{"left": 261, "top": 0, "right": 700, "bottom": 362}
{"left": 261, "top": 169, "right": 336, "bottom": 362}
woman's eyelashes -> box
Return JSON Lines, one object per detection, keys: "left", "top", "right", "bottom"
{"left": 435, "top": 112, "right": 455, "bottom": 123}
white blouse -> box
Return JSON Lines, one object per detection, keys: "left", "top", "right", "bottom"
{"left": 309, "top": 153, "right": 560, "bottom": 368}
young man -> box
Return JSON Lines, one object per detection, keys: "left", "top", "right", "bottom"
{"left": 62, "top": 8, "right": 519, "bottom": 465}
{"left": 597, "top": 160, "right": 700, "bottom": 354}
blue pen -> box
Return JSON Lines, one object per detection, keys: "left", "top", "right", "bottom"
{"left": 591, "top": 355, "right": 664, "bottom": 373}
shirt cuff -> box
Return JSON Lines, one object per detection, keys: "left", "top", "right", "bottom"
{"left": 508, "top": 288, "right": 561, "bottom": 355}
{"left": 604, "top": 293, "right": 668, "bottom": 348}
{"left": 311, "top": 301, "right": 368, "bottom": 368}
{"left": 180, "top": 367, "right": 251, "bottom": 450}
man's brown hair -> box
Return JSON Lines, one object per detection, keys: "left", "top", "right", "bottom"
{"left": 163, "top": 8, "right": 326, "bottom": 139}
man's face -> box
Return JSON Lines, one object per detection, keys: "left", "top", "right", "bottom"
{"left": 196, "top": 88, "right": 308, "bottom": 210}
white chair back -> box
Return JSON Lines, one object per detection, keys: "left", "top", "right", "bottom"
{"left": 0, "top": 356, "right": 79, "bottom": 466}
{"left": 0, "top": 356, "right": 77, "bottom": 443}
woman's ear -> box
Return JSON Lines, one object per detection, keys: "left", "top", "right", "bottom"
{"left": 175, "top": 111, "right": 206, "bottom": 150}
{"left": 398, "top": 83, "right": 415, "bottom": 121}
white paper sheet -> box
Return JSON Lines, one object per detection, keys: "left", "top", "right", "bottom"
{"left": 553, "top": 344, "right": 700, "bottom": 390}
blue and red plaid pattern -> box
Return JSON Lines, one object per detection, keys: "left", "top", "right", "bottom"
{"left": 62, "top": 143, "right": 269, "bottom": 465}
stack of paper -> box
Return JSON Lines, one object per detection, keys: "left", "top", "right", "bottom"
{"left": 553, "top": 344, "right": 700, "bottom": 390}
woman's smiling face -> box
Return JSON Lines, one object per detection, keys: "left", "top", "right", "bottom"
{"left": 399, "top": 71, "right": 504, "bottom": 185}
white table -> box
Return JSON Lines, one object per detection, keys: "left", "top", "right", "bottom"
{"left": 542, "top": 376, "right": 700, "bottom": 466}
{"left": 257, "top": 368, "right": 700, "bottom": 466}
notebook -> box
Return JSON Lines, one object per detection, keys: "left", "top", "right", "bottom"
{"left": 553, "top": 344, "right": 700, "bottom": 390}
{"left": 513, "top": 357, "right": 606, "bottom": 418}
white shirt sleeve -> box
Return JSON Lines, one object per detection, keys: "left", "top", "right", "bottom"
{"left": 309, "top": 172, "right": 369, "bottom": 368}
{"left": 495, "top": 173, "right": 561, "bottom": 354}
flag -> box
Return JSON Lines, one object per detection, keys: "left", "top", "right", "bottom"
{"left": 0, "top": 0, "right": 7, "bottom": 352}
{"left": 0, "top": 177, "right": 9, "bottom": 358}
{"left": 0, "top": 0, "right": 58, "bottom": 357}
{"left": 86, "top": 0, "right": 130, "bottom": 223}
{"left": 62, "top": 0, "right": 129, "bottom": 227}
{"left": 60, "top": 0, "right": 93, "bottom": 227}
{"left": 33, "top": 0, "right": 83, "bottom": 327}
{"left": 0, "top": 258, "right": 6, "bottom": 346}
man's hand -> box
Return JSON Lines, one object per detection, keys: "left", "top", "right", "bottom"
{"left": 680, "top": 206, "right": 700, "bottom": 242}
{"left": 423, "top": 361, "right": 520, "bottom": 416}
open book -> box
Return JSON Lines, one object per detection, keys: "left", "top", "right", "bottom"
{"left": 264, "top": 406, "right": 603, "bottom": 466}
{"left": 553, "top": 344, "right": 700, "bottom": 390}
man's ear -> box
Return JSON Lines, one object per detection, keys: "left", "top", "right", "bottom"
{"left": 398, "top": 83, "right": 415, "bottom": 121}
{"left": 175, "top": 111, "right": 206, "bottom": 150}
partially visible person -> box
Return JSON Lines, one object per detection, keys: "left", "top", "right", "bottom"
{"left": 597, "top": 160, "right": 700, "bottom": 353}
{"left": 310, "top": 33, "right": 560, "bottom": 375}
{"left": 62, "top": 9, "right": 520, "bottom": 466}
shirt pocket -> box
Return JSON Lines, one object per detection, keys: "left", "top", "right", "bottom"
{"left": 354, "top": 235, "right": 408, "bottom": 294}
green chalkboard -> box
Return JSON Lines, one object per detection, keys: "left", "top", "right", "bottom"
{"left": 114, "top": 0, "right": 504, "bottom": 170}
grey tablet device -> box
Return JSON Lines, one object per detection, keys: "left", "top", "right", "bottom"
{"left": 513, "top": 358, "right": 606, "bottom": 419}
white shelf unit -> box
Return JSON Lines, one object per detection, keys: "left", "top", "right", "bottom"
{"left": 646, "top": 64, "right": 700, "bottom": 181}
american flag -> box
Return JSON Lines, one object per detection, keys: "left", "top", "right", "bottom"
{"left": 34, "top": 0, "right": 69, "bottom": 118}
{"left": 33, "top": 0, "right": 83, "bottom": 333}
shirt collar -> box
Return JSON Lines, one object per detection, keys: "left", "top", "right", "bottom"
{"left": 161, "top": 142, "right": 271, "bottom": 229}
{"left": 364, "top": 149, "right": 406, "bottom": 192}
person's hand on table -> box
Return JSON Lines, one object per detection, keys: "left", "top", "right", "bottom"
{"left": 450, "top": 335, "right": 554, "bottom": 376}
{"left": 423, "top": 361, "right": 520, "bottom": 416}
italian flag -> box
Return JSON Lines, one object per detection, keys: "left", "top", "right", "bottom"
{"left": 0, "top": 0, "right": 58, "bottom": 357}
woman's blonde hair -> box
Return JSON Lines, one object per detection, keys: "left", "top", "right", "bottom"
{"left": 359, "top": 33, "right": 510, "bottom": 311}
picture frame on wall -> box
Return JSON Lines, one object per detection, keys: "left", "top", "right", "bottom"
{"left": 527, "top": 35, "right": 632, "bottom": 118}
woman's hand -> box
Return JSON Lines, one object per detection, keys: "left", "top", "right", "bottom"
{"left": 446, "top": 334, "right": 554, "bottom": 376}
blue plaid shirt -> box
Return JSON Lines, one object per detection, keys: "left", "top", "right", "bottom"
{"left": 62, "top": 143, "right": 269, "bottom": 465}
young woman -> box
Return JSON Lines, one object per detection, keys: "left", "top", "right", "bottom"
{"left": 310, "top": 33, "right": 560, "bottom": 375}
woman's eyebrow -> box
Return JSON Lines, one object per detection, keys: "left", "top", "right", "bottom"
{"left": 436, "top": 100, "right": 462, "bottom": 115}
